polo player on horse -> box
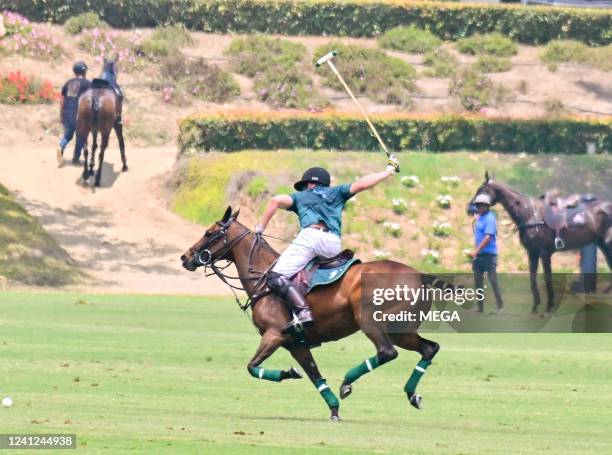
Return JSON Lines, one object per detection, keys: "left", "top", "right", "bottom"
{"left": 256, "top": 155, "right": 400, "bottom": 333}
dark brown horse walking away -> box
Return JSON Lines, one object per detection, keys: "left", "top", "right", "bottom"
{"left": 181, "top": 207, "right": 449, "bottom": 421}
{"left": 469, "top": 172, "right": 611, "bottom": 313}
{"left": 76, "top": 56, "right": 127, "bottom": 187}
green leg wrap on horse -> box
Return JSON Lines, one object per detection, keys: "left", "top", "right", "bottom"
{"left": 248, "top": 366, "right": 283, "bottom": 382}
{"left": 344, "top": 355, "right": 381, "bottom": 385}
{"left": 314, "top": 378, "right": 339, "bottom": 409}
{"left": 404, "top": 359, "right": 432, "bottom": 394}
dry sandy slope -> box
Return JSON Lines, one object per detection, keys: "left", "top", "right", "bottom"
{"left": 0, "top": 143, "right": 232, "bottom": 295}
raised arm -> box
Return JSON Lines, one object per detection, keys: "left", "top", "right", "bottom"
{"left": 256, "top": 194, "right": 293, "bottom": 233}
{"left": 349, "top": 154, "right": 399, "bottom": 195}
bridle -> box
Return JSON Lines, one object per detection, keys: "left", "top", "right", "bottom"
{"left": 189, "top": 218, "right": 274, "bottom": 311}
{"left": 475, "top": 183, "right": 544, "bottom": 233}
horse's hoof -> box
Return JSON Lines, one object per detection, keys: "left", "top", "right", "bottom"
{"left": 330, "top": 407, "right": 341, "bottom": 423}
{"left": 288, "top": 367, "right": 303, "bottom": 379}
{"left": 531, "top": 309, "right": 538, "bottom": 315}
{"left": 94, "top": 181, "right": 101, "bottom": 188}
{"left": 546, "top": 306, "right": 555, "bottom": 314}
{"left": 408, "top": 393, "right": 422, "bottom": 410}
{"left": 339, "top": 383, "right": 352, "bottom": 400}
{"left": 122, "top": 165, "right": 128, "bottom": 172}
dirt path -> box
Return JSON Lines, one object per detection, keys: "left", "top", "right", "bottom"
{"left": 0, "top": 143, "right": 232, "bottom": 295}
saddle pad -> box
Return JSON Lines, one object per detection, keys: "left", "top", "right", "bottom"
{"left": 306, "top": 258, "right": 361, "bottom": 294}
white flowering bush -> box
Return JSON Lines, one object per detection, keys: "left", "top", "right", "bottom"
{"left": 391, "top": 198, "right": 408, "bottom": 215}
{"left": 433, "top": 221, "right": 451, "bottom": 237}
{"left": 436, "top": 194, "right": 452, "bottom": 209}
{"left": 421, "top": 248, "right": 440, "bottom": 264}
{"left": 401, "top": 175, "right": 419, "bottom": 188}
{"left": 373, "top": 250, "right": 391, "bottom": 260}
{"left": 383, "top": 221, "right": 402, "bottom": 238}
{"left": 441, "top": 175, "right": 461, "bottom": 187}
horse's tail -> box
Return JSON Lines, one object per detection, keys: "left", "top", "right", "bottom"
{"left": 91, "top": 92, "right": 101, "bottom": 127}
{"left": 420, "top": 273, "right": 463, "bottom": 291}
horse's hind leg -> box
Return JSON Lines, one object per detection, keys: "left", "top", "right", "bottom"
{"left": 114, "top": 122, "right": 127, "bottom": 172}
{"left": 541, "top": 254, "right": 555, "bottom": 312}
{"left": 81, "top": 140, "right": 89, "bottom": 181}
{"left": 94, "top": 132, "right": 109, "bottom": 187}
{"left": 390, "top": 332, "right": 439, "bottom": 410}
{"left": 290, "top": 347, "right": 340, "bottom": 422}
{"left": 246, "top": 330, "right": 300, "bottom": 383}
{"left": 339, "top": 328, "right": 397, "bottom": 400}
{"left": 528, "top": 251, "right": 541, "bottom": 313}
{"left": 89, "top": 131, "right": 98, "bottom": 178}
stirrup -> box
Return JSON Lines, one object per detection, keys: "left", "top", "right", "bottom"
{"left": 282, "top": 312, "right": 313, "bottom": 335}
{"left": 554, "top": 237, "right": 565, "bottom": 250}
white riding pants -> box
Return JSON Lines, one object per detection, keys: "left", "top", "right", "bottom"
{"left": 272, "top": 227, "right": 342, "bottom": 278}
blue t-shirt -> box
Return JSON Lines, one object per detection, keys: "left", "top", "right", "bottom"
{"left": 474, "top": 211, "right": 497, "bottom": 255}
{"left": 288, "top": 184, "right": 354, "bottom": 237}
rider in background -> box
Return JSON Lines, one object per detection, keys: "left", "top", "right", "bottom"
{"left": 57, "top": 61, "right": 91, "bottom": 166}
{"left": 255, "top": 156, "right": 400, "bottom": 333}
{"left": 100, "top": 54, "right": 123, "bottom": 125}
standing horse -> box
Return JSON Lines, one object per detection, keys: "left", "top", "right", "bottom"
{"left": 468, "top": 172, "right": 611, "bottom": 313}
{"left": 76, "top": 56, "right": 127, "bottom": 187}
{"left": 181, "top": 207, "right": 448, "bottom": 421}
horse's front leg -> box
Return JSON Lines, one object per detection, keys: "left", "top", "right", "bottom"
{"left": 290, "top": 347, "right": 341, "bottom": 422}
{"left": 246, "top": 330, "right": 301, "bottom": 383}
{"left": 528, "top": 250, "right": 541, "bottom": 313}
{"left": 541, "top": 254, "right": 555, "bottom": 312}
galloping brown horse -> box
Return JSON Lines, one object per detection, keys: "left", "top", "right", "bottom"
{"left": 76, "top": 56, "right": 127, "bottom": 187}
{"left": 181, "top": 207, "right": 447, "bottom": 421}
{"left": 469, "top": 172, "right": 611, "bottom": 313}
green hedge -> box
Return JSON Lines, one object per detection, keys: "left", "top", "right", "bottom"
{"left": 2, "top": 0, "right": 610, "bottom": 45}
{"left": 178, "top": 112, "right": 611, "bottom": 154}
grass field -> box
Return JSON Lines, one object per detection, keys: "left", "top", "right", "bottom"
{"left": 1, "top": 291, "right": 611, "bottom": 453}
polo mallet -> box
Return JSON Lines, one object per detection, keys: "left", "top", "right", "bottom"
{"left": 315, "top": 51, "right": 398, "bottom": 171}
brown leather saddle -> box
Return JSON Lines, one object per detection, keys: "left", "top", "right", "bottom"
{"left": 291, "top": 249, "right": 355, "bottom": 296}
{"left": 541, "top": 191, "right": 594, "bottom": 249}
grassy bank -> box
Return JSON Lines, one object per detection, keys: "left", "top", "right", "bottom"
{"left": 170, "top": 150, "right": 611, "bottom": 272}
{"left": 1, "top": 291, "right": 611, "bottom": 453}
{"left": 0, "top": 184, "right": 81, "bottom": 286}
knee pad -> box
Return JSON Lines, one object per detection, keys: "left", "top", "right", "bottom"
{"left": 267, "top": 273, "right": 291, "bottom": 298}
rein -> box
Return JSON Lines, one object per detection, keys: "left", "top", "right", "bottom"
{"left": 193, "top": 221, "right": 274, "bottom": 312}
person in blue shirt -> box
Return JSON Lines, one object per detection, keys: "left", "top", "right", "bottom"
{"left": 256, "top": 156, "right": 399, "bottom": 332}
{"left": 469, "top": 193, "right": 504, "bottom": 313}
{"left": 57, "top": 61, "right": 91, "bottom": 166}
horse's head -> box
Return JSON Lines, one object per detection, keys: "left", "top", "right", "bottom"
{"left": 103, "top": 52, "right": 119, "bottom": 77}
{"left": 180, "top": 206, "right": 242, "bottom": 272}
{"left": 467, "top": 171, "right": 498, "bottom": 215}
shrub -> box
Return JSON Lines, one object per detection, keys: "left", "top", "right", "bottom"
{"left": 383, "top": 221, "right": 402, "bottom": 238}
{"left": 253, "top": 67, "right": 327, "bottom": 110}
{"left": 474, "top": 55, "right": 512, "bottom": 73}
{"left": 456, "top": 33, "right": 518, "bottom": 56}
{"left": 401, "top": 175, "right": 419, "bottom": 188}
{"left": 225, "top": 35, "right": 326, "bottom": 109}
{"left": 0, "top": 71, "right": 58, "bottom": 104}
{"left": 314, "top": 42, "right": 416, "bottom": 106}
{"left": 137, "top": 25, "right": 193, "bottom": 62}
{"left": 421, "top": 248, "right": 440, "bottom": 265}
{"left": 225, "top": 35, "right": 306, "bottom": 77}
{"left": 422, "top": 48, "right": 458, "bottom": 78}
{"left": 1, "top": 26, "right": 65, "bottom": 60}
{"left": 391, "top": 198, "right": 408, "bottom": 215}
{"left": 540, "top": 40, "right": 612, "bottom": 72}
{"left": 77, "top": 28, "right": 139, "bottom": 69}
{"left": 64, "top": 12, "right": 108, "bottom": 35}
{"left": 1, "top": 10, "right": 32, "bottom": 36}
{"left": 149, "top": 24, "right": 193, "bottom": 47}
{"left": 155, "top": 54, "right": 240, "bottom": 103}
{"left": 449, "top": 67, "right": 504, "bottom": 111}
{"left": 178, "top": 110, "right": 612, "bottom": 154}
{"left": 436, "top": 194, "right": 452, "bottom": 209}
{"left": 378, "top": 26, "right": 441, "bottom": 54}
{"left": 433, "top": 221, "right": 451, "bottom": 237}
{"left": 7, "top": 1, "right": 611, "bottom": 45}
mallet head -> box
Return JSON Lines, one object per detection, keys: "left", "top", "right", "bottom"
{"left": 315, "top": 50, "right": 338, "bottom": 67}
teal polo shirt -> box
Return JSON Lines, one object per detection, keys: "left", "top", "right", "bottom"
{"left": 288, "top": 184, "right": 354, "bottom": 237}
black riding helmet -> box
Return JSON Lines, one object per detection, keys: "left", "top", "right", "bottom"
{"left": 73, "top": 61, "right": 88, "bottom": 75}
{"left": 293, "top": 167, "right": 331, "bottom": 191}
